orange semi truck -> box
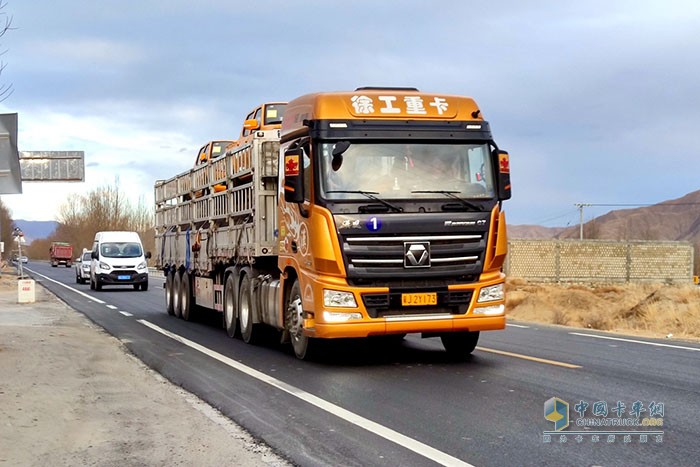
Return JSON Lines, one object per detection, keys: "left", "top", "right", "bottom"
{"left": 155, "top": 88, "right": 511, "bottom": 359}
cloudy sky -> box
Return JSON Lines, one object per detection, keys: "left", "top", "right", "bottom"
{"left": 1, "top": 0, "right": 699, "bottom": 226}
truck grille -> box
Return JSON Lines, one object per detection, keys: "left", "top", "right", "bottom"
{"left": 342, "top": 233, "right": 485, "bottom": 285}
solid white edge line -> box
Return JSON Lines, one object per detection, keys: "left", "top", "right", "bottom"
{"left": 570, "top": 332, "right": 700, "bottom": 352}
{"left": 22, "top": 268, "right": 106, "bottom": 304}
{"left": 137, "top": 319, "right": 473, "bottom": 467}
{"left": 506, "top": 323, "right": 530, "bottom": 328}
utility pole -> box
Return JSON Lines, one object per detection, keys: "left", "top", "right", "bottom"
{"left": 574, "top": 203, "right": 591, "bottom": 240}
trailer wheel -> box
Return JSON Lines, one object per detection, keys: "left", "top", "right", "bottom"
{"left": 165, "top": 271, "right": 175, "bottom": 315}
{"left": 286, "top": 279, "right": 317, "bottom": 360}
{"left": 180, "top": 272, "right": 193, "bottom": 321}
{"left": 172, "top": 271, "right": 182, "bottom": 318}
{"left": 223, "top": 274, "right": 238, "bottom": 338}
{"left": 238, "top": 274, "right": 260, "bottom": 344}
{"left": 440, "top": 331, "right": 479, "bottom": 360}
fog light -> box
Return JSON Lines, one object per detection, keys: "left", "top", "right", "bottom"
{"left": 477, "top": 283, "right": 504, "bottom": 302}
{"left": 472, "top": 304, "right": 505, "bottom": 315}
{"left": 323, "top": 311, "right": 363, "bottom": 322}
{"left": 323, "top": 289, "right": 358, "bottom": 308}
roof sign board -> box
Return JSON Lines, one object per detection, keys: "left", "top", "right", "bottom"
{"left": 19, "top": 151, "right": 85, "bottom": 182}
{"left": 0, "top": 113, "right": 22, "bottom": 194}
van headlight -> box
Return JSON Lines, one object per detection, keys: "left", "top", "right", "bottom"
{"left": 137, "top": 261, "right": 147, "bottom": 271}
{"left": 477, "top": 283, "right": 504, "bottom": 303}
{"left": 323, "top": 289, "right": 357, "bottom": 308}
{"left": 99, "top": 262, "right": 111, "bottom": 271}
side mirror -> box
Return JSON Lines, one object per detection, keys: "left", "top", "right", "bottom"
{"left": 495, "top": 150, "right": 512, "bottom": 201}
{"left": 283, "top": 147, "right": 304, "bottom": 203}
{"left": 146, "top": 251, "right": 152, "bottom": 259}
{"left": 243, "top": 119, "right": 260, "bottom": 132}
{"left": 91, "top": 250, "right": 98, "bottom": 260}
{"left": 331, "top": 141, "right": 350, "bottom": 171}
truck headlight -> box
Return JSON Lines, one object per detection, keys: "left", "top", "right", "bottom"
{"left": 472, "top": 304, "right": 505, "bottom": 315}
{"left": 323, "top": 289, "right": 357, "bottom": 308}
{"left": 99, "top": 262, "right": 111, "bottom": 271}
{"left": 323, "top": 311, "right": 363, "bottom": 322}
{"left": 477, "top": 283, "right": 504, "bottom": 303}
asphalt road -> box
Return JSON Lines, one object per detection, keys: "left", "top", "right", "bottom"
{"left": 23, "top": 261, "right": 700, "bottom": 466}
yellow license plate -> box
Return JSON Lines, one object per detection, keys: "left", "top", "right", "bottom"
{"left": 401, "top": 292, "right": 438, "bottom": 306}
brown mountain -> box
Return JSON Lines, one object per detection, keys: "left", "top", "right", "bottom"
{"left": 508, "top": 189, "right": 700, "bottom": 245}
{"left": 555, "top": 190, "right": 700, "bottom": 243}
{"left": 507, "top": 224, "right": 566, "bottom": 239}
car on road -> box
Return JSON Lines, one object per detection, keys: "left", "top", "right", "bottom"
{"left": 75, "top": 250, "right": 92, "bottom": 284}
{"left": 11, "top": 255, "right": 28, "bottom": 264}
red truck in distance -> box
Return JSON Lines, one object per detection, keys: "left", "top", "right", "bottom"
{"left": 50, "top": 242, "right": 74, "bottom": 267}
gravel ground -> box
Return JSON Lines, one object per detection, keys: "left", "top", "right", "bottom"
{"left": 0, "top": 266, "right": 290, "bottom": 466}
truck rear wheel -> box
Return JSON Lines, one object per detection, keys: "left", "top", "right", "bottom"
{"left": 440, "top": 331, "right": 479, "bottom": 360}
{"left": 286, "top": 279, "right": 317, "bottom": 360}
{"left": 172, "top": 272, "right": 182, "bottom": 318}
{"left": 165, "top": 271, "right": 175, "bottom": 315}
{"left": 180, "top": 272, "right": 193, "bottom": 321}
{"left": 223, "top": 274, "right": 238, "bottom": 338}
{"left": 238, "top": 274, "right": 260, "bottom": 344}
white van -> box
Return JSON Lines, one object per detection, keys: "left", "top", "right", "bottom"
{"left": 90, "top": 231, "right": 151, "bottom": 291}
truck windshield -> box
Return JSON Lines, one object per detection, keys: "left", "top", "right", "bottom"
{"left": 318, "top": 142, "right": 496, "bottom": 200}
{"left": 100, "top": 242, "right": 143, "bottom": 258}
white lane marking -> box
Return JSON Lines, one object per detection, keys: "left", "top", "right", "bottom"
{"left": 570, "top": 332, "right": 700, "bottom": 352}
{"left": 119, "top": 311, "right": 133, "bottom": 317}
{"left": 506, "top": 323, "right": 530, "bottom": 328}
{"left": 22, "top": 268, "right": 106, "bottom": 304}
{"left": 138, "top": 319, "right": 473, "bottom": 467}
{"left": 107, "top": 305, "right": 118, "bottom": 310}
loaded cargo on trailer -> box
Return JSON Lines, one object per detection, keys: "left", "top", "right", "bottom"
{"left": 154, "top": 89, "right": 511, "bottom": 360}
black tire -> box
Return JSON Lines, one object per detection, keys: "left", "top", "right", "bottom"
{"left": 180, "top": 272, "right": 193, "bottom": 321}
{"left": 165, "top": 272, "right": 175, "bottom": 315}
{"left": 286, "top": 279, "right": 318, "bottom": 360}
{"left": 172, "top": 271, "right": 182, "bottom": 318}
{"left": 133, "top": 284, "right": 140, "bottom": 290}
{"left": 238, "top": 274, "right": 260, "bottom": 344}
{"left": 223, "top": 274, "right": 238, "bottom": 338}
{"left": 440, "top": 331, "right": 480, "bottom": 360}
{"left": 141, "top": 281, "right": 149, "bottom": 291}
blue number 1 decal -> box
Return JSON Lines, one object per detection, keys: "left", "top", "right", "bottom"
{"left": 366, "top": 216, "right": 382, "bottom": 232}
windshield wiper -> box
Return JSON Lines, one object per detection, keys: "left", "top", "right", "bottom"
{"left": 326, "top": 190, "right": 404, "bottom": 213}
{"left": 411, "top": 190, "right": 483, "bottom": 211}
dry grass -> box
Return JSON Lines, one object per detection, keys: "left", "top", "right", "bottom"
{"left": 506, "top": 277, "right": 700, "bottom": 341}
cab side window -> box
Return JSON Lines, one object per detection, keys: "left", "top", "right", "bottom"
{"left": 253, "top": 108, "right": 262, "bottom": 129}
{"left": 196, "top": 144, "right": 208, "bottom": 166}
{"left": 242, "top": 111, "right": 255, "bottom": 137}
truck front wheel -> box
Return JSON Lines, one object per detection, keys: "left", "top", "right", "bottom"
{"left": 286, "top": 280, "right": 317, "bottom": 360}
{"left": 440, "top": 331, "right": 479, "bottom": 360}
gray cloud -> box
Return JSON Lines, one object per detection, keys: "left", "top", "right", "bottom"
{"left": 5, "top": 0, "right": 700, "bottom": 224}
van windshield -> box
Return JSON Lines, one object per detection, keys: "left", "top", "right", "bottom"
{"left": 100, "top": 242, "right": 142, "bottom": 258}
